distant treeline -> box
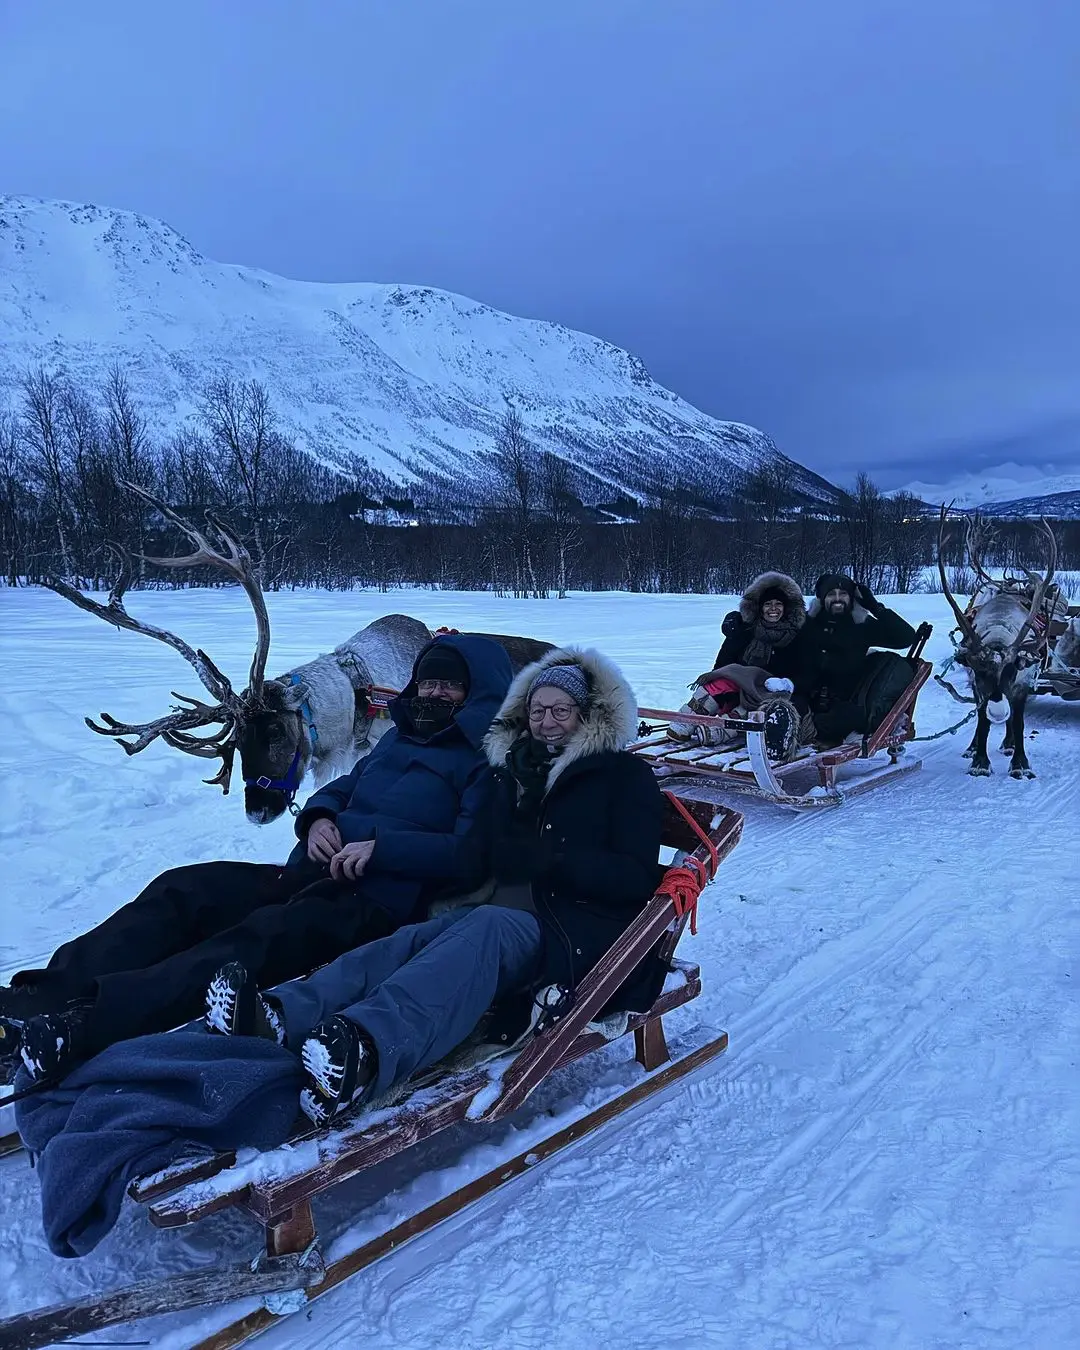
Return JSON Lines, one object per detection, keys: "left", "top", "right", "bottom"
{"left": 2, "top": 365, "right": 1077, "bottom": 596}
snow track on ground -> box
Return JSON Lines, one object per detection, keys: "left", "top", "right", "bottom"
{"left": 1, "top": 586, "right": 1077, "bottom": 1350}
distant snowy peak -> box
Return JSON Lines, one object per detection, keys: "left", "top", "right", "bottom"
{"left": 0, "top": 195, "right": 832, "bottom": 503}
{"left": 901, "top": 464, "right": 1080, "bottom": 514}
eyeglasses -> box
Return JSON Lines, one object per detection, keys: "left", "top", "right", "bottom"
{"left": 418, "top": 679, "right": 466, "bottom": 696}
{"left": 528, "top": 703, "right": 577, "bottom": 722}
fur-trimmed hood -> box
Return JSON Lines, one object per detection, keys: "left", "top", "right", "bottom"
{"left": 739, "top": 572, "right": 807, "bottom": 627}
{"left": 483, "top": 646, "right": 638, "bottom": 791}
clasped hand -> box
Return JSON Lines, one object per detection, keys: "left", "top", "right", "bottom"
{"left": 307, "top": 819, "right": 375, "bottom": 881}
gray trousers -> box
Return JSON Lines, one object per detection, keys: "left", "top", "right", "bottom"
{"left": 270, "top": 906, "right": 542, "bottom": 1096}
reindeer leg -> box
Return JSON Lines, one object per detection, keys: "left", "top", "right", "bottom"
{"left": 1000, "top": 719, "right": 1014, "bottom": 754}
{"left": 968, "top": 709, "right": 992, "bottom": 776}
{"left": 1009, "top": 699, "right": 1034, "bottom": 779}
{"left": 962, "top": 730, "right": 978, "bottom": 760}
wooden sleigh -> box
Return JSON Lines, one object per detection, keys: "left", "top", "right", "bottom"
{"left": 631, "top": 627, "right": 934, "bottom": 811}
{"left": 0, "top": 793, "right": 743, "bottom": 1350}
{"left": 1035, "top": 604, "right": 1080, "bottom": 701}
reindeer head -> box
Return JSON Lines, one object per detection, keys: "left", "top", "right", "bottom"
{"left": 937, "top": 504, "right": 1057, "bottom": 719}
{"left": 238, "top": 676, "right": 315, "bottom": 824}
{"left": 44, "top": 483, "right": 318, "bottom": 822}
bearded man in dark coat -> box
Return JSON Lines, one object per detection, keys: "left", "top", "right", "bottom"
{"left": 801, "top": 574, "right": 919, "bottom": 744}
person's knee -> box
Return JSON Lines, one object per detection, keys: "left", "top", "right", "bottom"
{"left": 463, "top": 906, "right": 541, "bottom": 954}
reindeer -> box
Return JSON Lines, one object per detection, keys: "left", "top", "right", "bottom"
{"left": 46, "top": 484, "right": 552, "bottom": 823}
{"left": 937, "top": 505, "right": 1058, "bottom": 778}
{"left": 45, "top": 486, "right": 431, "bottom": 822}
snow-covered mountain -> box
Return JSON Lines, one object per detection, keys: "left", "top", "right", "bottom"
{"left": 0, "top": 196, "right": 831, "bottom": 503}
{"left": 901, "top": 464, "right": 1080, "bottom": 515}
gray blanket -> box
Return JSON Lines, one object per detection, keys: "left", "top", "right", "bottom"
{"left": 15, "top": 1030, "right": 303, "bottom": 1258}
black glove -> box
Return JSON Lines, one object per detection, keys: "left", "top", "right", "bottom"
{"left": 855, "top": 583, "right": 883, "bottom": 615}
{"left": 491, "top": 831, "right": 554, "bottom": 885}
{"left": 720, "top": 610, "right": 742, "bottom": 638}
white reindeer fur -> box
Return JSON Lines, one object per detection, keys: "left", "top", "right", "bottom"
{"left": 271, "top": 614, "right": 431, "bottom": 786}
{"left": 971, "top": 591, "right": 1036, "bottom": 652}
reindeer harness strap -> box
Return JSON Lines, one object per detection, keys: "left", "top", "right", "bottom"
{"left": 288, "top": 673, "right": 319, "bottom": 752}
{"left": 243, "top": 675, "right": 316, "bottom": 810}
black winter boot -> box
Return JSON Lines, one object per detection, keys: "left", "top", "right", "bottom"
{"left": 204, "top": 963, "right": 285, "bottom": 1044}
{"left": 299, "top": 1016, "right": 377, "bottom": 1127}
{"left": 18, "top": 1005, "right": 93, "bottom": 1082}
{"left": 761, "top": 698, "right": 800, "bottom": 763}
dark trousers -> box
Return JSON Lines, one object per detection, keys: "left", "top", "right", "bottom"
{"left": 13, "top": 861, "right": 400, "bottom": 1054}
{"left": 272, "top": 906, "right": 543, "bottom": 1096}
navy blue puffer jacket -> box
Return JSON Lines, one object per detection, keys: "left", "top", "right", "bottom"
{"left": 287, "top": 634, "right": 513, "bottom": 920}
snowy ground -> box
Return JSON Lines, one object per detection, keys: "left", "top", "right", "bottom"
{"left": 0, "top": 585, "right": 1077, "bottom": 1350}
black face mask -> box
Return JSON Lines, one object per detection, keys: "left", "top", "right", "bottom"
{"left": 409, "top": 696, "right": 458, "bottom": 739}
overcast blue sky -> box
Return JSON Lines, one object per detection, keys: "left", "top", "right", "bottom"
{"left": 1, "top": 0, "right": 1077, "bottom": 488}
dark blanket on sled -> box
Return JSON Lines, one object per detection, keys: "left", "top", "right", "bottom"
{"left": 15, "top": 1030, "right": 303, "bottom": 1258}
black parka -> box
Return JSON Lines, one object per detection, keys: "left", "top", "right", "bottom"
{"left": 482, "top": 648, "right": 666, "bottom": 1041}
{"left": 801, "top": 598, "right": 918, "bottom": 704}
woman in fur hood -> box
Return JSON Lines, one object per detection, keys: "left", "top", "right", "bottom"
{"left": 710, "top": 571, "right": 807, "bottom": 679}
{"left": 671, "top": 572, "right": 808, "bottom": 759}
{"left": 482, "top": 645, "right": 666, "bottom": 1042}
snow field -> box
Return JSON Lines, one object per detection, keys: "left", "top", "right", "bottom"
{"left": 0, "top": 585, "right": 1077, "bottom": 1349}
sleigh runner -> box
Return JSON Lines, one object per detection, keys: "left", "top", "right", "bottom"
{"left": 0, "top": 793, "right": 742, "bottom": 1350}
{"left": 631, "top": 627, "right": 933, "bottom": 810}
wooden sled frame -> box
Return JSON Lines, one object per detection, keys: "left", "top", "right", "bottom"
{"left": 1035, "top": 604, "right": 1080, "bottom": 700}
{"left": 632, "top": 631, "right": 933, "bottom": 811}
{"left": 0, "top": 794, "right": 743, "bottom": 1350}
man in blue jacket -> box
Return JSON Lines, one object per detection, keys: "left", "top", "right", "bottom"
{"left": 2, "top": 635, "right": 513, "bottom": 1084}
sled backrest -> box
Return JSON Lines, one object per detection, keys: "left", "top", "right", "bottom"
{"left": 863, "top": 656, "right": 932, "bottom": 757}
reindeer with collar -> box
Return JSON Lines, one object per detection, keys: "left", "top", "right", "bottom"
{"left": 44, "top": 485, "right": 431, "bottom": 823}
{"left": 937, "top": 506, "right": 1058, "bottom": 778}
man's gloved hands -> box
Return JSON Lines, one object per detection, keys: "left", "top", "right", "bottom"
{"left": 855, "top": 583, "right": 884, "bottom": 615}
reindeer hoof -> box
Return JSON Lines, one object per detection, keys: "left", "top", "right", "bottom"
{"left": 1010, "top": 768, "right": 1036, "bottom": 780}
{"left": 968, "top": 764, "right": 992, "bottom": 777}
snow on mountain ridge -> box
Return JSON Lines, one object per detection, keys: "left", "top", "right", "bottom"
{"left": 900, "top": 464, "right": 1080, "bottom": 511}
{"left": 1, "top": 195, "right": 823, "bottom": 500}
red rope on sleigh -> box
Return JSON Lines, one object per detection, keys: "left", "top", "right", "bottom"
{"left": 655, "top": 792, "right": 720, "bottom": 937}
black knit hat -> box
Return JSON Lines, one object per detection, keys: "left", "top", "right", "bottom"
{"left": 815, "top": 573, "right": 855, "bottom": 602}
{"left": 416, "top": 644, "right": 470, "bottom": 691}
{"left": 760, "top": 585, "right": 789, "bottom": 606}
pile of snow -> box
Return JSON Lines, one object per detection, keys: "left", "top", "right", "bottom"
{"left": 0, "top": 196, "right": 826, "bottom": 501}
{"left": 0, "top": 584, "right": 1076, "bottom": 1349}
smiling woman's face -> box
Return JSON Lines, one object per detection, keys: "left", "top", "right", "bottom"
{"left": 761, "top": 598, "right": 785, "bottom": 624}
{"left": 527, "top": 689, "right": 582, "bottom": 746}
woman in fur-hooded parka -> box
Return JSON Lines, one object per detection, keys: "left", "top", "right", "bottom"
{"left": 482, "top": 647, "right": 665, "bottom": 1040}
{"left": 709, "top": 571, "right": 807, "bottom": 680}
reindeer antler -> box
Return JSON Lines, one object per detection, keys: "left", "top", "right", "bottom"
{"left": 936, "top": 503, "right": 979, "bottom": 645}
{"left": 120, "top": 481, "right": 271, "bottom": 696}
{"left": 86, "top": 703, "right": 235, "bottom": 755}
{"left": 1008, "top": 517, "right": 1058, "bottom": 659}
{"left": 42, "top": 485, "right": 275, "bottom": 795}
{"left": 42, "top": 545, "right": 237, "bottom": 708}
{"left": 965, "top": 514, "right": 996, "bottom": 590}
